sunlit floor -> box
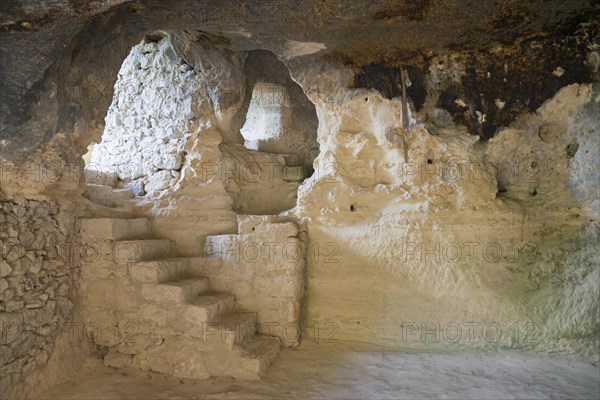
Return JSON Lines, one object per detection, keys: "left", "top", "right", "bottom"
{"left": 35, "top": 342, "right": 599, "bottom": 400}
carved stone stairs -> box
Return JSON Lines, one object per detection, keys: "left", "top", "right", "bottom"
{"left": 82, "top": 168, "right": 137, "bottom": 209}
{"left": 83, "top": 184, "right": 134, "bottom": 208}
{"left": 80, "top": 217, "right": 281, "bottom": 380}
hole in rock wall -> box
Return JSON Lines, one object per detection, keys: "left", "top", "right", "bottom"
{"left": 82, "top": 32, "right": 188, "bottom": 202}
{"left": 239, "top": 50, "right": 319, "bottom": 172}
{"left": 224, "top": 49, "right": 319, "bottom": 215}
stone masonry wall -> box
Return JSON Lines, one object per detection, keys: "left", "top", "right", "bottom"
{"left": 88, "top": 36, "right": 198, "bottom": 196}
{"left": 196, "top": 215, "right": 306, "bottom": 347}
{"left": 0, "top": 196, "right": 88, "bottom": 398}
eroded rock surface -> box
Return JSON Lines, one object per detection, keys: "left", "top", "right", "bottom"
{"left": 0, "top": 1, "right": 599, "bottom": 399}
{"left": 0, "top": 196, "right": 90, "bottom": 399}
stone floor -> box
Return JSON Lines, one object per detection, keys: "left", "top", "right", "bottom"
{"left": 33, "top": 342, "right": 599, "bottom": 399}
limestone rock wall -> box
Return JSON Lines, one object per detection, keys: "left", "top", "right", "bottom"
{"left": 0, "top": 1, "right": 597, "bottom": 397}
{"left": 145, "top": 139, "right": 305, "bottom": 255}
{"left": 86, "top": 34, "right": 312, "bottom": 255}
{"left": 0, "top": 196, "right": 90, "bottom": 399}
{"left": 240, "top": 50, "right": 319, "bottom": 168}
{"left": 77, "top": 31, "right": 600, "bottom": 355}
{"left": 85, "top": 33, "right": 243, "bottom": 255}
{"left": 88, "top": 36, "right": 202, "bottom": 195}
{"left": 485, "top": 84, "right": 600, "bottom": 353}
{"left": 220, "top": 144, "right": 304, "bottom": 215}
{"left": 289, "top": 58, "right": 599, "bottom": 354}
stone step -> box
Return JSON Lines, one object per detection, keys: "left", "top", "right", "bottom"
{"left": 83, "top": 184, "right": 133, "bottom": 207}
{"left": 129, "top": 258, "right": 189, "bottom": 283}
{"left": 184, "top": 292, "right": 235, "bottom": 323}
{"left": 81, "top": 218, "right": 152, "bottom": 241}
{"left": 84, "top": 168, "right": 118, "bottom": 187}
{"left": 204, "top": 334, "right": 281, "bottom": 380}
{"left": 114, "top": 239, "right": 175, "bottom": 262}
{"left": 112, "top": 188, "right": 135, "bottom": 202}
{"left": 204, "top": 312, "right": 257, "bottom": 349}
{"left": 142, "top": 278, "right": 211, "bottom": 303}
{"left": 238, "top": 335, "right": 282, "bottom": 380}
{"left": 83, "top": 184, "right": 114, "bottom": 207}
{"left": 115, "top": 331, "right": 280, "bottom": 381}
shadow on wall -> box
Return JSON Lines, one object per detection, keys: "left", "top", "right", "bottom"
{"left": 298, "top": 82, "right": 599, "bottom": 355}
{"left": 238, "top": 50, "right": 320, "bottom": 170}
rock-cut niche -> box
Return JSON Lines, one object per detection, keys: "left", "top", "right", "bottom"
{"left": 239, "top": 50, "right": 319, "bottom": 172}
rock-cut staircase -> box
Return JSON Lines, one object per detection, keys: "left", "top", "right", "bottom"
{"left": 80, "top": 217, "right": 280, "bottom": 380}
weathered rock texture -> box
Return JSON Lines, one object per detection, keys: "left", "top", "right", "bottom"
{"left": 0, "top": 1, "right": 599, "bottom": 398}
{"left": 240, "top": 50, "right": 319, "bottom": 167}
{"left": 295, "top": 74, "right": 599, "bottom": 353}
{"left": 0, "top": 196, "right": 90, "bottom": 399}
{"left": 88, "top": 36, "right": 202, "bottom": 194}
{"left": 85, "top": 35, "right": 310, "bottom": 255}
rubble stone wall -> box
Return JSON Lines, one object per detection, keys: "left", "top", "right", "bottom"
{"left": 0, "top": 196, "right": 91, "bottom": 399}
